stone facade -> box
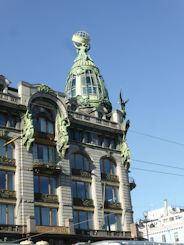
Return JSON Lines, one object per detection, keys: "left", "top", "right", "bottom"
{"left": 0, "top": 32, "right": 137, "bottom": 244}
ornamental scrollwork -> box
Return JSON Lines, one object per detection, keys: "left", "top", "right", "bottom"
{"left": 56, "top": 110, "right": 70, "bottom": 158}
{"left": 21, "top": 110, "right": 34, "bottom": 151}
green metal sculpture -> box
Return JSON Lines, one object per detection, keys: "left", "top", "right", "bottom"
{"left": 21, "top": 110, "right": 34, "bottom": 151}
{"left": 119, "top": 90, "right": 131, "bottom": 171}
{"left": 56, "top": 110, "right": 70, "bottom": 157}
{"left": 119, "top": 89, "right": 129, "bottom": 120}
{"left": 37, "top": 84, "right": 51, "bottom": 93}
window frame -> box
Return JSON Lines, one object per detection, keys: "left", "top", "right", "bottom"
{"left": 35, "top": 206, "right": 58, "bottom": 226}
{"left": 34, "top": 175, "right": 56, "bottom": 195}
{"left": 100, "top": 158, "right": 116, "bottom": 175}
{"left": 0, "top": 203, "right": 15, "bottom": 225}
{"left": 0, "top": 138, "right": 14, "bottom": 159}
{"left": 70, "top": 152, "right": 90, "bottom": 171}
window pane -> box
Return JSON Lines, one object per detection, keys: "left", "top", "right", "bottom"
{"left": 104, "top": 138, "right": 109, "bottom": 148}
{"left": 35, "top": 207, "right": 40, "bottom": 225}
{"left": 104, "top": 159, "right": 110, "bottom": 174}
{"left": 34, "top": 176, "right": 39, "bottom": 192}
{"left": 104, "top": 213, "right": 109, "bottom": 231}
{"left": 79, "top": 211, "right": 87, "bottom": 229}
{"left": 100, "top": 159, "right": 104, "bottom": 173}
{"left": 9, "top": 116, "right": 16, "bottom": 127}
{"left": 33, "top": 118, "right": 37, "bottom": 131}
{"left": 85, "top": 183, "right": 91, "bottom": 199}
{"left": 76, "top": 154, "right": 83, "bottom": 169}
{"left": 0, "top": 139, "right": 6, "bottom": 157}
{"left": 73, "top": 211, "right": 79, "bottom": 229}
{"left": 7, "top": 144, "right": 13, "bottom": 159}
{"left": 39, "top": 117, "right": 46, "bottom": 132}
{"left": 0, "top": 171, "right": 5, "bottom": 189}
{"left": 88, "top": 212, "right": 93, "bottom": 229}
{"left": 84, "top": 158, "right": 89, "bottom": 171}
{"left": 70, "top": 154, "right": 74, "bottom": 168}
{"left": 41, "top": 207, "right": 50, "bottom": 226}
{"left": 114, "top": 187, "right": 119, "bottom": 202}
{"left": 50, "top": 178, "right": 56, "bottom": 195}
{"left": 88, "top": 86, "right": 92, "bottom": 94}
{"left": 72, "top": 181, "right": 76, "bottom": 198}
{"left": 117, "top": 215, "right": 121, "bottom": 231}
{"left": 8, "top": 172, "right": 14, "bottom": 190}
{"left": 82, "top": 87, "right": 87, "bottom": 95}
{"left": 86, "top": 76, "right": 91, "bottom": 85}
{"left": 52, "top": 208, "right": 57, "bottom": 226}
{"left": 40, "top": 176, "right": 49, "bottom": 194}
{"left": 0, "top": 114, "right": 6, "bottom": 126}
{"left": 33, "top": 144, "right": 38, "bottom": 160}
{"left": 48, "top": 122, "right": 54, "bottom": 134}
{"left": 72, "top": 89, "right": 76, "bottom": 96}
{"left": 109, "top": 214, "right": 116, "bottom": 231}
{"left": 106, "top": 186, "right": 113, "bottom": 202}
{"left": 75, "top": 131, "right": 81, "bottom": 142}
{"left": 0, "top": 204, "right": 6, "bottom": 224}
{"left": 43, "top": 145, "right": 48, "bottom": 162}
{"left": 49, "top": 146, "right": 55, "bottom": 162}
{"left": 111, "top": 163, "right": 115, "bottom": 175}
{"left": 77, "top": 182, "right": 85, "bottom": 199}
{"left": 8, "top": 205, "right": 14, "bottom": 225}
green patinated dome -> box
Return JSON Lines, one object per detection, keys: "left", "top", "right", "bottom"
{"left": 65, "top": 31, "right": 112, "bottom": 112}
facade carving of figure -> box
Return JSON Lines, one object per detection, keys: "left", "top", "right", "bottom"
{"left": 57, "top": 110, "right": 70, "bottom": 157}
{"left": 21, "top": 110, "right": 34, "bottom": 151}
{"left": 37, "top": 84, "right": 51, "bottom": 93}
{"left": 119, "top": 89, "right": 129, "bottom": 120}
{"left": 119, "top": 137, "right": 130, "bottom": 171}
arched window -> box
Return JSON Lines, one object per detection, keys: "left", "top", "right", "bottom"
{"left": 70, "top": 153, "right": 90, "bottom": 171}
{"left": 32, "top": 105, "right": 54, "bottom": 134}
{"left": 0, "top": 139, "right": 13, "bottom": 159}
{"left": 100, "top": 158, "right": 116, "bottom": 175}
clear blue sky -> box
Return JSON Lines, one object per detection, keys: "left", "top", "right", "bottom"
{"left": 1, "top": 0, "right": 184, "bottom": 221}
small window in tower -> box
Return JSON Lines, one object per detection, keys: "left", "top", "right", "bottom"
{"left": 0, "top": 85, "right": 4, "bottom": 92}
{"left": 72, "top": 78, "right": 76, "bottom": 87}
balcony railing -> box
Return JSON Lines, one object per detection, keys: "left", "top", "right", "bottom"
{"left": 0, "top": 189, "right": 16, "bottom": 199}
{"left": 101, "top": 173, "right": 119, "bottom": 183}
{"left": 34, "top": 193, "right": 58, "bottom": 203}
{"left": 70, "top": 112, "right": 118, "bottom": 129}
{"left": 72, "top": 168, "right": 91, "bottom": 178}
{"left": 0, "top": 92, "right": 20, "bottom": 104}
{"left": 73, "top": 198, "right": 94, "bottom": 208}
{"left": 0, "top": 156, "right": 16, "bottom": 166}
{"left": 129, "top": 177, "right": 136, "bottom": 190}
{"left": 104, "top": 201, "right": 121, "bottom": 210}
{"left": 0, "top": 224, "right": 24, "bottom": 233}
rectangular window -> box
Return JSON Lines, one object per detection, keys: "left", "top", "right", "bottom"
{"left": 102, "top": 184, "right": 119, "bottom": 202}
{"left": 33, "top": 144, "right": 56, "bottom": 163}
{"left": 72, "top": 181, "right": 91, "bottom": 199}
{"left": 39, "top": 117, "right": 47, "bottom": 132}
{"left": 34, "top": 175, "right": 56, "bottom": 195}
{"left": 0, "top": 204, "right": 15, "bottom": 224}
{"left": 35, "top": 206, "right": 57, "bottom": 226}
{"left": 105, "top": 213, "right": 121, "bottom": 231}
{"left": 174, "top": 232, "right": 179, "bottom": 242}
{"left": 162, "top": 235, "right": 166, "bottom": 243}
{"left": 73, "top": 210, "right": 93, "bottom": 230}
{"left": 0, "top": 171, "right": 14, "bottom": 190}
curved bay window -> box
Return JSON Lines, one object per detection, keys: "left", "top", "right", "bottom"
{"left": 65, "top": 76, "right": 76, "bottom": 99}
{"left": 70, "top": 153, "right": 90, "bottom": 171}
{"left": 100, "top": 158, "right": 116, "bottom": 175}
{"left": 32, "top": 105, "right": 54, "bottom": 135}
{"left": 0, "top": 139, "right": 14, "bottom": 159}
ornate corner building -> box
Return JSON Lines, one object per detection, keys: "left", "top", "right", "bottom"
{"left": 0, "top": 31, "right": 136, "bottom": 244}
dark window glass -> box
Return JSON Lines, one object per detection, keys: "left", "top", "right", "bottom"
{"left": 0, "top": 204, "right": 6, "bottom": 224}
{"left": 0, "top": 171, "right": 5, "bottom": 189}
{"left": 79, "top": 211, "right": 87, "bottom": 229}
{"left": 35, "top": 207, "right": 40, "bottom": 225}
{"left": 9, "top": 116, "right": 16, "bottom": 128}
{"left": 104, "top": 138, "right": 110, "bottom": 148}
{"left": 50, "top": 177, "right": 56, "bottom": 195}
{"left": 35, "top": 207, "right": 57, "bottom": 226}
{"left": 105, "top": 213, "right": 121, "bottom": 231}
{"left": 34, "top": 176, "right": 39, "bottom": 193}
{"left": 0, "top": 204, "right": 14, "bottom": 225}
{"left": 73, "top": 211, "right": 79, "bottom": 229}
{"left": 72, "top": 181, "right": 91, "bottom": 199}
{"left": 8, "top": 205, "right": 14, "bottom": 225}
{"left": 100, "top": 158, "right": 116, "bottom": 175}
{"left": 40, "top": 176, "right": 49, "bottom": 194}
{"left": 70, "top": 153, "right": 90, "bottom": 171}
{"left": 75, "top": 131, "right": 81, "bottom": 142}
{"left": 0, "top": 114, "right": 6, "bottom": 126}
{"left": 73, "top": 210, "right": 93, "bottom": 230}
{"left": 42, "top": 207, "right": 50, "bottom": 226}
{"left": 52, "top": 209, "right": 57, "bottom": 226}
{"left": 8, "top": 172, "right": 14, "bottom": 190}
{"left": 76, "top": 154, "right": 83, "bottom": 169}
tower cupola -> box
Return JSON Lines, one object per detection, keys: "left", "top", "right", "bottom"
{"left": 65, "top": 31, "right": 112, "bottom": 113}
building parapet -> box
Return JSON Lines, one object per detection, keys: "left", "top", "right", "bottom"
{"left": 0, "top": 92, "right": 20, "bottom": 104}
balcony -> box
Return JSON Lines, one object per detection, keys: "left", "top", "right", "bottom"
{"left": 0, "top": 224, "right": 24, "bottom": 233}
{"left": 73, "top": 198, "right": 94, "bottom": 208}
{"left": 72, "top": 168, "right": 91, "bottom": 178}
{"left": 0, "top": 189, "right": 16, "bottom": 200}
{"left": 0, "top": 92, "right": 20, "bottom": 104}
{"left": 101, "top": 173, "right": 119, "bottom": 183}
{"left": 129, "top": 177, "right": 136, "bottom": 190}
{"left": 0, "top": 156, "right": 15, "bottom": 167}
{"left": 34, "top": 193, "right": 58, "bottom": 203}
{"left": 104, "top": 201, "right": 121, "bottom": 210}
{"left": 33, "top": 161, "right": 62, "bottom": 175}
